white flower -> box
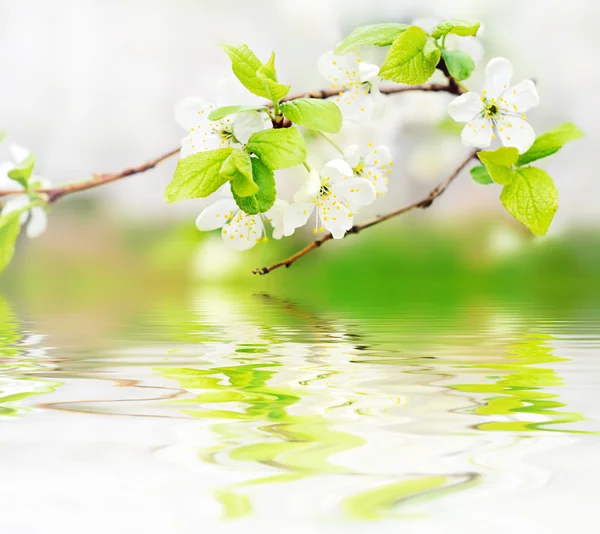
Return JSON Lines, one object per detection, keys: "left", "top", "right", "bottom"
{"left": 195, "top": 197, "right": 288, "bottom": 251}
{"left": 284, "top": 160, "right": 376, "bottom": 239}
{"left": 0, "top": 145, "right": 49, "bottom": 238}
{"left": 447, "top": 57, "right": 539, "bottom": 153}
{"left": 318, "top": 51, "right": 384, "bottom": 123}
{"left": 344, "top": 144, "right": 393, "bottom": 196}
{"left": 175, "top": 80, "right": 270, "bottom": 158}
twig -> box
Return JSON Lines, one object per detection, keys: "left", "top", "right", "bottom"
{"left": 253, "top": 149, "right": 479, "bottom": 275}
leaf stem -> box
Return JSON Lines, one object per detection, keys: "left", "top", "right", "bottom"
{"left": 317, "top": 131, "right": 344, "bottom": 155}
{"left": 302, "top": 161, "right": 312, "bottom": 173}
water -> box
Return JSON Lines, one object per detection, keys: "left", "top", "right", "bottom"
{"left": 1, "top": 290, "right": 599, "bottom": 533}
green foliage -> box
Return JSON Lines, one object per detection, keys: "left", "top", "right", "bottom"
{"left": 256, "top": 52, "right": 291, "bottom": 104}
{"left": 280, "top": 99, "right": 342, "bottom": 133}
{"left": 470, "top": 165, "right": 493, "bottom": 185}
{"left": 245, "top": 127, "right": 306, "bottom": 169}
{"left": 232, "top": 157, "right": 276, "bottom": 215}
{"left": 431, "top": 20, "right": 481, "bottom": 39}
{"left": 517, "top": 123, "right": 584, "bottom": 166}
{"left": 379, "top": 26, "right": 440, "bottom": 85}
{"left": 477, "top": 147, "right": 519, "bottom": 185}
{"left": 7, "top": 153, "right": 35, "bottom": 189}
{"left": 220, "top": 150, "right": 258, "bottom": 197}
{"left": 441, "top": 49, "right": 475, "bottom": 81}
{"left": 500, "top": 167, "right": 558, "bottom": 236}
{"left": 334, "top": 23, "right": 409, "bottom": 54}
{"left": 0, "top": 211, "right": 23, "bottom": 273}
{"left": 208, "top": 105, "right": 267, "bottom": 121}
{"left": 165, "top": 148, "right": 233, "bottom": 203}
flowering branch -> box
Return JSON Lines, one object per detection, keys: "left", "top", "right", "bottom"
{"left": 253, "top": 149, "right": 479, "bottom": 275}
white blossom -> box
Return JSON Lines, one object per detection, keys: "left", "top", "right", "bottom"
{"left": 344, "top": 144, "right": 393, "bottom": 196}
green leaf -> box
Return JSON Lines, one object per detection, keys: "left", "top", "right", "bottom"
{"left": 379, "top": 26, "right": 441, "bottom": 85}
{"left": 7, "top": 153, "right": 35, "bottom": 189}
{"left": 256, "top": 52, "right": 291, "bottom": 103}
{"left": 517, "top": 123, "right": 584, "bottom": 166}
{"left": 0, "top": 211, "right": 22, "bottom": 273}
{"left": 431, "top": 20, "right": 481, "bottom": 39}
{"left": 208, "top": 105, "right": 267, "bottom": 121}
{"left": 245, "top": 127, "right": 306, "bottom": 169}
{"left": 478, "top": 147, "right": 520, "bottom": 167}
{"left": 500, "top": 167, "right": 558, "bottom": 236}
{"left": 232, "top": 157, "right": 276, "bottom": 215}
{"left": 441, "top": 49, "right": 475, "bottom": 81}
{"left": 222, "top": 44, "right": 270, "bottom": 99}
{"left": 335, "top": 23, "right": 409, "bottom": 54}
{"left": 165, "top": 148, "right": 233, "bottom": 203}
{"left": 470, "top": 165, "right": 493, "bottom": 185}
{"left": 280, "top": 99, "right": 342, "bottom": 133}
{"left": 220, "top": 149, "right": 258, "bottom": 197}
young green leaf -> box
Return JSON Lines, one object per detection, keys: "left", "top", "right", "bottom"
{"left": 470, "top": 165, "right": 493, "bottom": 185}
{"left": 379, "top": 26, "right": 441, "bottom": 85}
{"left": 334, "top": 23, "right": 409, "bottom": 55}
{"left": 280, "top": 99, "right": 342, "bottom": 133}
{"left": 0, "top": 211, "right": 23, "bottom": 273}
{"left": 517, "top": 123, "right": 584, "bottom": 166}
{"left": 220, "top": 149, "right": 258, "bottom": 197}
{"left": 256, "top": 52, "right": 291, "bottom": 103}
{"left": 441, "top": 49, "right": 475, "bottom": 81}
{"left": 500, "top": 167, "right": 558, "bottom": 236}
{"left": 165, "top": 148, "right": 233, "bottom": 203}
{"left": 431, "top": 20, "right": 481, "bottom": 39}
{"left": 7, "top": 153, "right": 36, "bottom": 189}
{"left": 222, "top": 44, "right": 270, "bottom": 100}
{"left": 478, "top": 147, "right": 520, "bottom": 167}
{"left": 208, "top": 105, "right": 267, "bottom": 121}
{"left": 245, "top": 127, "right": 306, "bottom": 169}
{"left": 232, "top": 157, "right": 276, "bottom": 215}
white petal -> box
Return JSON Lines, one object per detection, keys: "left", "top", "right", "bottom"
{"left": 363, "top": 165, "right": 389, "bottom": 195}
{"left": 369, "top": 86, "right": 385, "bottom": 121}
{"left": 319, "top": 196, "right": 353, "bottom": 239}
{"left": 484, "top": 57, "right": 513, "bottom": 98}
{"left": 365, "top": 146, "right": 392, "bottom": 168}
{"left": 461, "top": 116, "right": 493, "bottom": 149}
{"left": 2, "top": 195, "right": 29, "bottom": 223}
{"left": 283, "top": 202, "right": 314, "bottom": 236}
{"left": 232, "top": 111, "right": 268, "bottom": 144}
{"left": 293, "top": 170, "right": 321, "bottom": 203}
{"left": 175, "top": 97, "right": 214, "bottom": 131}
{"left": 344, "top": 145, "right": 362, "bottom": 168}
{"left": 447, "top": 92, "right": 484, "bottom": 122}
{"left": 337, "top": 87, "right": 377, "bottom": 122}
{"left": 9, "top": 144, "right": 31, "bottom": 164}
{"left": 318, "top": 51, "right": 356, "bottom": 88}
{"left": 222, "top": 212, "right": 263, "bottom": 251}
{"left": 501, "top": 80, "right": 539, "bottom": 113}
{"left": 321, "top": 159, "right": 353, "bottom": 185}
{"left": 265, "top": 199, "right": 288, "bottom": 240}
{"left": 496, "top": 115, "right": 536, "bottom": 154}
{"left": 330, "top": 177, "right": 376, "bottom": 208}
{"left": 26, "top": 207, "right": 47, "bottom": 238}
{"left": 196, "top": 199, "right": 237, "bottom": 231}
{"left": 358, "top": 61, "right": 380, "bottom": 84}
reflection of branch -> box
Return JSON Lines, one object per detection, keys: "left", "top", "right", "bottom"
{"left": 254, "top": 149, "right": 479, "bottom": 275}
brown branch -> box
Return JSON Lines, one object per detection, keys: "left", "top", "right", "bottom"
{"left": 253, "top": 149, "right": 479, "bottom": 275}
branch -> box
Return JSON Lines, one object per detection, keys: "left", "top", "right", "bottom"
{"left": 253, "top": 149, "right": 479, "bottom": 275}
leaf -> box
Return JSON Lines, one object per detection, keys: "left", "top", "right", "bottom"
{"left": 280, "top": 99, "right": 342, "bottom": 133}
{"left": 500, "top": 167, "right": 558, "bottom": 236}
{"left": 256, "top": 52, "right": 291, "bottom": 103}
{"left": 470, "top": 165, "right": 493, "bottom": 185}
{"left": 477, "top": 147, "right": 519, "bottom": 185}
{"left": 335, "top": 23, "right": 409, "bottom": 54}
{"left": 441, "top": 49, "right": 475, "bottom": 81}
{"left": 245, "top": 127, "right": 306, "bottom": 170}
{"left": 208, "top": 105, "right": 267, "bottom": 121}
{"left": 517, "top": 122, "right": 584, "bottom": 166}
{"left": 431, "top": 20, "right": 481, "bottom": 39}
{"left": 220, "top": 149, "right": 258, "bottom": 197}
{"left": 0, "top": 211, "right": 23, "bottom": 273}
{"left": 379, "top": 26, "right": 441, "bottom": 85}
{"left": 7, "top": 153, "right": 35, "bottom": 189}
{"left": 165, "top": 148, "right": 233, "bottom": 203}
{"left": 222, "top": 44, "right": 271, "bottom": 100}
{"left": 232, "top": 157, "right": 276, "bottom": 215}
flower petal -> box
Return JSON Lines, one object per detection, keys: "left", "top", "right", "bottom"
{"left": 447, "top": 92, "right": 484, "bottom": 122}
{"left": 2, "top": 195, "right": 29, "bottom": 223}
{"left": 496, "top": 115, "right": 536, "bottom": 154}
{"left": 319, "top": 196, "right": 353, "bottom": 239}
{"left": 175, "top": 97, "right": 214, "bottom": 131}
{"left": 365, "top": 146, "right": 392, "bottom": 168}
{"left": 358, "top": 61, "right": 380, "bottom": 84}
{"left": 484, "top": 57, "right": 513, "bottom": 98}
{"left": 293, "top": 170, "right": 321, "bottom": 203}
{"left": 330, "top": 177, "right": 376, "bottom": 208}
{"left": 461, "top": 116, "right": 493, "bottom": 149}
{"left": 501, "top": 80, "right": 539, "bottom": 113}
{"left": 369, "top": 86, "right": 385, "bottom": 121}
{"left": 196, "top": 199, "right": 237, "bottom": 231}
{"left": 283, "top": 202, "right": 314, "bottom": 236}
{"left": 321, "top": 159, "right": 353, "bottom": 185}
{"left": 318, "top": 51, "right": 355, "bottom": 88}
{"left": 344, "top": 145, "right": 362, "bottom": 168}
{"left": 232, "top": 111, "right": 268, "bottom": 144}
{"left": 26, "top": 207, "right": 47, "bottom": 238}
{"left": 336, "top": 87, "right": 377, "bottom": 122}
{"left": 265, "top": 199, "right": 288, "bottom": 240}
{"left": 222, "top": 212, "right": 263, "bottom": 251}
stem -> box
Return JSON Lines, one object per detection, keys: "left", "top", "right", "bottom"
{"left": 302, "top": 161, "right": 312, "bottom": 173}
{"left": 317, "top": 132, "right": 344, "bottom": 155}
{"left": 253, "top": 149, "right": 479, "bottom": 275}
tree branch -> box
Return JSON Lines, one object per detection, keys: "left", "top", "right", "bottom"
{"left": 253, "top": 149, "right": 480, "bottom": 275}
